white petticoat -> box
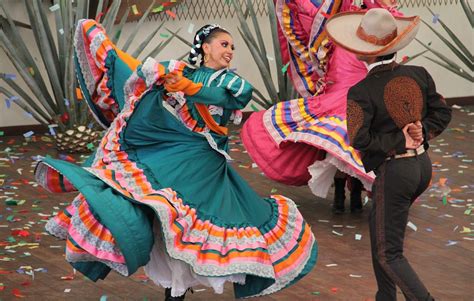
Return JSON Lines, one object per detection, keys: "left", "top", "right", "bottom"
{"left": 144, "top": 219, "right": 246, "bottom": 297}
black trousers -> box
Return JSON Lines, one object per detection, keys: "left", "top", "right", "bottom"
{"left": 369, "top": 153, "right": 434, "bottom": 301}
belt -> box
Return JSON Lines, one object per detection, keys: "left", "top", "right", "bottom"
{"left": 386, "top": 145, "right": 425, "bottom": 161}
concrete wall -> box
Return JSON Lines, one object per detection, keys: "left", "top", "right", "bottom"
{"left": 1, "top": 1, "right": 472, "bottom": 126}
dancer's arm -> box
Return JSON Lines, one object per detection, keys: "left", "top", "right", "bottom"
{"left": 420, "top": 68, "right": 452, "bottom": 141}
{"left": 165, "top": 72, "right": 253, "bottom": 110}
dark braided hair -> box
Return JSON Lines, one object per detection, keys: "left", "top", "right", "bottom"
{"left": 188, "top": 24, "right": 231, "bottom": 66}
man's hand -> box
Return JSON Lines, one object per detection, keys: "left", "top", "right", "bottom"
{"left": 407, "top": 120, "right": 423, "bottom": 145}
{"left": 403, "top": 123, "right": 422, "bottom": 149}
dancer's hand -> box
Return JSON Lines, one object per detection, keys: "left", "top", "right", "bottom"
{"left": 402, "top": 123, "right": 422, "bottom": 149}
{"left": 164, "top": 71, "right": 183, "bottom": 85}
{"left": 164, "top": 72, "right": 202, "bottom": 95}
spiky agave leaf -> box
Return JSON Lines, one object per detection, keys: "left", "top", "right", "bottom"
{"left": 400, "top": 49, "right": 429, "bottom": 65}
{"left": 102, "top": 0, "right": 122, "bottom": 35}
{"left": 423, "top": 55, "right": 474, "bottom": 82}
{"left": 132, "top": 21, "right": 165, "bottom": 59}
{"left": 122, "top": 0, "right": 156, "bottom": 52}
{"left": 0, "top": 86, "right": 49, "bottom": 125}
{"left": 460, "top": 0, "right": 474, "bottom": 28}
{"left": 266, "top": 0, "right": 288, "bottom": 101}
{"left": 246, "top": 0, "right": 270, "bottom": 72}
{"left": 1, "top": 74, "right": 51, "bottom": 123}
{"left": 232, "top": 1, "right": 277, "bottom": 100}
{"left": 148, "top": 28, "right": 181, "bottom": 59}
{"left": 237, "top": 27, "right": 279, "bottom": 103}
{"left": 232, "top": 0, "right": 296, "bottom": 106}
{"left": 0, "top": 4, "right": 55, "bottom": 110}
{"left": 421, "top": 19, "right": 472, "bottom": 71}
{"left": 416, "top": 38, "right": 473, "bottom": 82}
{"left": 1, "top": 0, "right": 183, "bottom": 134}
{"left": 0, "top": 31, "right": 58, "bottom": 117}
{"left": 27, "top": 0, "right": 66, "bottom": 116}
{"left": 427, "top": 7, "right": 473, "bottom": 63}
{"left": 165, "top": 27, "right": 193, "bottom": 48}
{"left": 111, "top": 5, "right": 131, "bottom": 43}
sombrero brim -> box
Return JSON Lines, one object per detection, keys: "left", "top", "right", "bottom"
{"left": 325, "top": 11, "right": 420, "bottom": 56}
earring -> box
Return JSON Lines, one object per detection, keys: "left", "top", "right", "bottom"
{"left": 204, "top": 54, "right": 209, "bottom": 63}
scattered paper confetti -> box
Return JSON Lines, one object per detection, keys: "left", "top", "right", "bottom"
{"left": 152, "top": 5, "right": 164, "bottom": 13}
{"left": 446, "top": 240, "right": 458, "bottom": 246}
{"left": 131, "top": 4, "right": 139, "bottom": 15}
{"left": 4, "top": 73, "right": 17, "bottom": 80}
{"left": 165, "top": 10, "right": 177, "bottom": 19}
{"left": 23, "top": 131, "right": 34, "bottom": 138}
{"left": 187, "top": 23, "right": 195, "bottom": 34}
{"left": 407, "top": 221, "right": 417, "bottom": 231}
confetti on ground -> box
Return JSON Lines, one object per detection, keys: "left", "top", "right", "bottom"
{"left": 0, "top": 104, "right": 471, "bottom": 299}
{"left": 446, "top": 240, "right": 458, "bottom": 246}
{"left": 407, "top": 221, "right": 417, "bottom": 231}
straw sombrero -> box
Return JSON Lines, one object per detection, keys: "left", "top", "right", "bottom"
{"left": 325, "top": 8, "right": 420, "bottom": 56}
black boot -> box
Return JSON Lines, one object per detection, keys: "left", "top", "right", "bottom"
{"left": 332, "top": 178, "right": 346, "bottom": 214}
{"left": 165, "top": 288, "right": 188, "bottom": 301}
{"left": 350, "top": 178, "right": 363, "bottom": 213}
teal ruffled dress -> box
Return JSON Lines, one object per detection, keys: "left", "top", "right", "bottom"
{"left": 35, "top": 19, "right": 317, "bottom": 298}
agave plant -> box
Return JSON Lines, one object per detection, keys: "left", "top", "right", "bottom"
{"left": 414, "top": 1, "right": 473, "bottom": 82}
{"left": 231, "top": 0, "right": 297, "bottom": 109}
{"left": 0, "top": 0, "right": 182, "bottom": 151}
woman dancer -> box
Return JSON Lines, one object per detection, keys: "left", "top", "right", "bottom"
{"left": 35, "top": 20, "right": 317, "bottom": 300}
{"left": 242, "top": 0, "right": 402, "bottom": 209}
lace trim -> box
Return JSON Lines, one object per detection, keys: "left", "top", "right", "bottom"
{"left": 45, "top": 218, "right": 68, "bottom": 240}
{"left": 140, "top": 193, "right": 275, "bottom": 278}
{"left": 230, "top": 110, "right": 243, "bottom": 125}
{"left": 66, "top": 251, "right": 129, "bottom": 277}
{"left": 69, "top": 198, "right": 124, "bottom": 257}
{"left": 74, "top": 19, "right": 96, "bottom": 96}
{"left": 208, "top": 105, "right": 223, "bottom": 116}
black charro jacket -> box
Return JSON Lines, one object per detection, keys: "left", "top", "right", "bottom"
{"left": 346, "top": 62, "right": 452, "bottom": 172}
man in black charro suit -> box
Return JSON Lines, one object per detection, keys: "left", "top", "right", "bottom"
{"left": 326, "top": 8, "right": 452, "bottom": 301}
